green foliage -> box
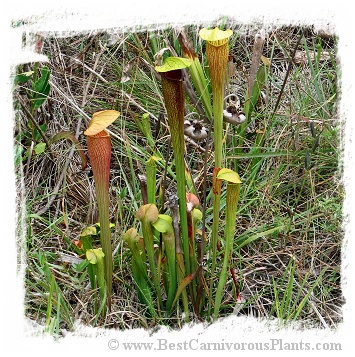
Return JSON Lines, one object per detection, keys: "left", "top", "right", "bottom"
{"left": 31, "top": 66, "right": 51, "bottom": 110}
{"left": 14, "top": 70, "right": 33, "bottom": 85}
{"left": 271, "top": 258, "right": 327, "bottom": 322}
{"left": 14, "top": 64, "right": 51, "bottom": 166}
{"left": 21, "top": 26, "right": 341, "bottom": 330}
{"left": 86, "top": 248, "right": 107, "bottom": 316}
{"left": 27, "top": 251, "right": 74, "bottom": 337}
{"left": 34, "top": 142, "right": 46, "bottom": 155}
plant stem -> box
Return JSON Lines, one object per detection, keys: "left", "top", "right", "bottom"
{"left": 169, "top": 196, "right": 189, "bottom": 321}
{"left": 203, "top": 38, "right": 230, "bottom": 319}
{"left": 160, "top": 70, "right": 190, "bottom": 277}
{"left": 123, "top": 228, "right": 155, "bottom": 316}
{"left": 152, "top": 214, "right": 178, "bottom": 313}
{"left": 136, "top": 204, "right": 163, "bottom": 313}
{"left": 146, "top": 156, "right": 158, "bottom": 204}
{"left": 213, "top": 182, "right": 240, "bottom": 319}
{"left": 87, "top": 131, "right": 113, "bottom": 310}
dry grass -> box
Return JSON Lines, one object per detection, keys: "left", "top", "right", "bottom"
{"left": 14, "top": 22, "right": 342, "bottom": 334}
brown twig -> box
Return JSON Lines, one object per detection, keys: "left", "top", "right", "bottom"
{"left": 271, "top": 29, "right": 304, "bottom": 119}
{"left": 247, "top": 31, "right": 265, "bottom": 97}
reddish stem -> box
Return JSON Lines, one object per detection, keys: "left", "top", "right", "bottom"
{"left": 87, "top": 130, "right": 113, "bottom": 310}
